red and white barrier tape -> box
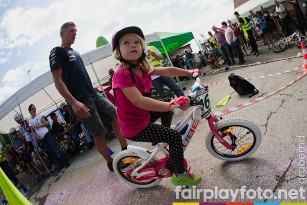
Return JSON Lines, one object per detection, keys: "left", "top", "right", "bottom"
{"left": 213, "top": 69, "right": 307, "bottom": 117}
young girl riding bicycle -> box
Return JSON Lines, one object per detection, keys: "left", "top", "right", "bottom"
{"left": 111, "top": 26, "right": 202, "bottom": 186}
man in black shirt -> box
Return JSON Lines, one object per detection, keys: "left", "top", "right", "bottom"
{"left": 49, "top": 22, "right": 127, "bottom": 171}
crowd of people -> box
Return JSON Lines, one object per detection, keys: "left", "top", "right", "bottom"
{"left": 2, "top": 1, "right": 307, "bottom": 191}
{"left": 0, "top": 102, "right": 98, "bottom": 187}
{"left": 171, "top": 1, "right": 307, "bottom": 70}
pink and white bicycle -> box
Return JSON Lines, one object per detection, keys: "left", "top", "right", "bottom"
{"left": 113, "top": 73, "right": 262, "bottom": 188}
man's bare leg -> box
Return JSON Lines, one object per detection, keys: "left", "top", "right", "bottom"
{"left": 94, "top": 136, "right": 112, "bottom": 163}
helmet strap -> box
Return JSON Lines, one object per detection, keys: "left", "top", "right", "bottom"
{"left": 118, "top": 50, "right": 147, "bottom": 83}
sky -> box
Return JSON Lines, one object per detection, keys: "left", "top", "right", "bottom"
{"left": 0, "top": 0, "right": 265, "bottom": 106}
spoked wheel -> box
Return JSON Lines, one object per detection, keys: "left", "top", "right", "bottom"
{"left": 112, "top": 150, "right": 162, "bottom": 188}
{"left": 206, "top": 118, "right": 261, "bottom": 161}
{"left": 272, "top": 40, "right": 287, "bottom": 53}
{"left": 294, "top": 35, "right": 307, "bottom": 47}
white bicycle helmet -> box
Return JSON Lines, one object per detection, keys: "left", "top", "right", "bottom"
{"left": 9, "top": 127, "right": 16, "bottom": 135}
{"left": 14, "top": 113, "right": 23, "bottom": 122}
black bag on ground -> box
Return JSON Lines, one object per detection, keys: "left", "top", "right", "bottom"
{"left": 228, "top": 73, "right": 259, "bottom": 98}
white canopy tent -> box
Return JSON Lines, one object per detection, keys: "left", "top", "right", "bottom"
{"left": 0, "top": 32, "right": 192, "bottom": 133}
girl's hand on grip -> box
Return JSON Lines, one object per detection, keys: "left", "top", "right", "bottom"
{"left": 169, "top": 96, "right": 190, "bottom": 112}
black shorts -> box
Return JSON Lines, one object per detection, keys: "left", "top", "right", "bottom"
{"left": 78, "top": 93, "right": 117, "bottom": 137}
{"left": 262, "top": 28, "right": 268, "bottom": 34}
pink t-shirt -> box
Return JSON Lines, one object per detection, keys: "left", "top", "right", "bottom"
{"left": 112, "top": 66, "right": 153, "bottom": 137}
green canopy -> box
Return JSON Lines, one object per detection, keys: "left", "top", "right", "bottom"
{"left": 148, "top": 32, "right": 195, "bottom": 56}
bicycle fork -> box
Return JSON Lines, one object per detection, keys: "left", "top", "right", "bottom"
{"left": 207, "top": 115, "right": 236, "bottom": 150}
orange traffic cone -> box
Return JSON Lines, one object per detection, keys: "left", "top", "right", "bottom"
{"left": 301, "top": 40, "right": 307, "bottom": 70}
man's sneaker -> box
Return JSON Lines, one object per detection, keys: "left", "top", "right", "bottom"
{"left": 170, "top": 170, "right": 202, "bottom": 186}
{"left": 107, "top": 160, "right": 114, "bottom": 172}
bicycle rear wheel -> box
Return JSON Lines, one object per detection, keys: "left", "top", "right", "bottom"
{"left": 113, "top": 150, "right": 162, "bottom": 188}
{"left": 206, "top": 118, "right": 261, "bottom": 161}
{"left": 272, "top": 40, "right": 287, "bottom": 53}
{"left": 294, "top": 35, "right": 307, "bottom": 47}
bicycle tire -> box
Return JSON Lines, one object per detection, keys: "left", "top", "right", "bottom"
{"left": 294, "top": 35, "right": 307, "bottom": 47}
{"left": 113, "top": 150, "right": 162, "bottom": 188}
{"left": 205, "top": 118, "right": 261, "bottom": 161}
{"left": 272, "top": 40, "right": 287, "bottom": 53}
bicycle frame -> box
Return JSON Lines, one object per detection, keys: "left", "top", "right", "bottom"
{"left": 173, "top": 76, "right": 235, "bottom": 150}
{"left": 280, "top": 30, "right": 300, "bottom": 44}
{"left": 127, "top": 75, "right": 236, "bottom": 179}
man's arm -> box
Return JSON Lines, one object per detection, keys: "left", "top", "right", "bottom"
{"left": 289, "top": 0, "right": 297, "bottom": 4}
{"left": 32, "top": 115, "right": 48, "bottom": 129}
{"left": 52, "top": 68, "right": 91, "bottom": 118}
{"left": 148, "top": 50, "right": 162, "bottom": 60}
{"left": 215, "top": 27, "right": 225, "bottom": 32}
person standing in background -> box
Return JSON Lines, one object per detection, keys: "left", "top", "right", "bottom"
{"left": 146, "top": 45, "right": 184, "bottom": 99}
{"left": 108, "top": 69, "right": 115, "bottom": 88}
{"left": 212, "top": 26, "right": 236, "bottom": 66}
{"left": 221, "top": 22, "right": 245, "bottom": 65}
{"left": 28, "top": 104, "right": 70, "bottom": 169}
{"left": 289, "top": 0, "right": 306, "bottom": 36}
{"left": 275, "top": 0, "right": 293, "bottom": 36}
{"left": 0, "top": 145, "right": 21, "bottom": 187}
{"left": 234, "top": 11, "right": 260, "bottom": 56}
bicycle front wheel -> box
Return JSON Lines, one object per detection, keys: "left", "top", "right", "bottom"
{"left": 206, "top": 118, "right": 261, "bottom": 161}
{"left": 294, "top": 35, "right": 307, "bottom": 47}
{"left": 272, "top": 40, "right": 287, "bottom": 53}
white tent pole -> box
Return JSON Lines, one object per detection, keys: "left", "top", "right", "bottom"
{"left": 43, "top": 88, "right": 58, "bottom": 108}
{"left": 87, "top": 54, "right": 107, "bottom": 98}
{"left": 156, "top": 33, "right": 182, "bottom": 89}
{"left": 194, "top": 35, "right": 203, "bottom": 51}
